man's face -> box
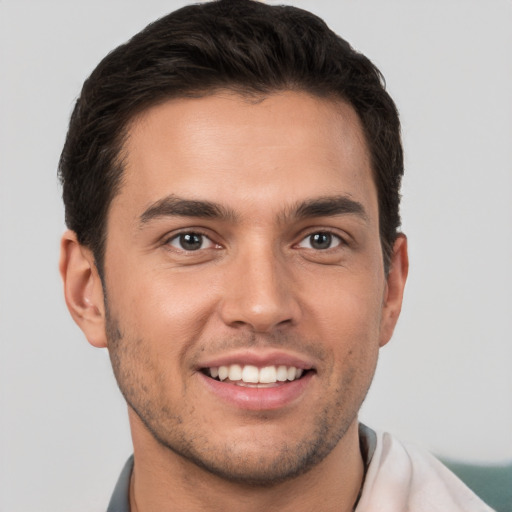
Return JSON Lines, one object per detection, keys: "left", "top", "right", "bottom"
{"left": 101, "top": 91, "right": 402, "bottom": 483}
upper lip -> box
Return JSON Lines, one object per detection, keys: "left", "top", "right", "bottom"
{"left": 196, "top": 349, "right": 316, "bottom": 370}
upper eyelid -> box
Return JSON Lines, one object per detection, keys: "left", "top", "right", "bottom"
{"left": 159, "top": 227, "right": 351, "bottom": 248}
{"left": 297, "top": 231, "right": 345, "bottom": 248}
{"left": 164, "top": 232, "right": 221, "bottom": 254}
{"left": 158, "top": 229, "right": 213, "bottom": 252}
{"left": 168, "top": 231, "right": 211, "bottom": 241}
{"left": 163, "top": 227, "right": 217, "bottom": 243}
{"left": 296, "top": 228, "right": 349, "bottom": 244}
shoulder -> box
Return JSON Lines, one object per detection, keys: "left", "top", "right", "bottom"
{"left": 356, "top": 429, "right": 495, "bottom": 512}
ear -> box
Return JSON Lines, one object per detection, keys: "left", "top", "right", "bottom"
{"left": 59, "top": 230, "right": 107, "bottom": 348}
{"left": 379, "top": 234, "right": 409, "bottom": 347}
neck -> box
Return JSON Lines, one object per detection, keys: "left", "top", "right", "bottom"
{"left": 128, "top": 412, "right": 364, "bottom": 512}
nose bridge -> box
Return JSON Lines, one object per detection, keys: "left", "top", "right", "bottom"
{"left": 219, "top": 236, "right": 299, "bottom": 332}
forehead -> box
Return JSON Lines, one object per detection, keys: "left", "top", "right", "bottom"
{"left": 115, "top": 91, "right": 376, "bottom": 222}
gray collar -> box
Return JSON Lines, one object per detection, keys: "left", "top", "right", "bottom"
{"left": 106, "top": 454, "right": 133, "bottom": 512}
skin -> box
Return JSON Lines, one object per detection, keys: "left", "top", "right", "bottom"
{"left": 60, "top": 91, "right": 408, "bottom": 512}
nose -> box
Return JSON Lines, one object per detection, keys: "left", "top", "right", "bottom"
{"left": 218, "top": 243, "right": 301, "bottom": 333}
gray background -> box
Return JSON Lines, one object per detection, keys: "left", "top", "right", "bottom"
{"left": 1, "top": 1, "right": 511, "bottom": 510}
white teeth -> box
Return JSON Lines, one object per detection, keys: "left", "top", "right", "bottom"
{"left": 276, "top": 365, "right": 288, "bottom": 382}
{"left": 218, "top": 366, "right": 229, "bottom": 381}
{"left": 259, "top": 366, "right": 277, "bottom": 383}
{"left": 209, "top": 364, "right": 306, "bottom": 384}
{"left": 228, "top": 364, "right": 242, "bottom": 381}
{"left": 242, "top": 365, "right": 259, "bottom": 383}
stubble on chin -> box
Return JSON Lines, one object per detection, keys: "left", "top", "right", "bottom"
{"left": 104, "top": 302, "right": 373, "bottom": 487}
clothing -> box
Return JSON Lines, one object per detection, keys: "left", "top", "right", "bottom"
{"left": 355, "top": 427, "right": 495, "bottom": 512}
{"left": 108, "top": 454, "right": 132, "bottom": 512}
{"left": 107, "top": 424, "right": 494, "bottom": 512}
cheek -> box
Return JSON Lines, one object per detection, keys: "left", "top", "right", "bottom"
{"left": 105, "top": 263, "right": 226, "bottom": 379}
{"left": 303, "top": 269, "right": 385, "bottom": 341}
{"left": 109, "top": 261, "right": 220, "bottom": 327}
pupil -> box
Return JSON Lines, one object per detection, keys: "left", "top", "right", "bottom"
{"left": 311, "top": 232, "right": 331, "bottom": 250}
{"left": 180, "top": 233, "right": 202, "bottom": 250}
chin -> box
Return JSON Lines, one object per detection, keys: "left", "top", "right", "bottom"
{"left": 137, "top": 404, "right": 354, "bottom": 487}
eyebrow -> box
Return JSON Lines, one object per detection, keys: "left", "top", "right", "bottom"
{"left": 139, "top": 194, "right": 368, "bottom": 227}
{"left": 139, "top": 195, "right": 237, "bottom": 225}
{"left": 287, "top": 195, "right": 368, "bottom": 223}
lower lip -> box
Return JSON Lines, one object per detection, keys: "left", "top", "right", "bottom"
{"left": 198, "top": 372, "right": 314, "bottom": 411}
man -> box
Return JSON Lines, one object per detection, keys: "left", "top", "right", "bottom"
{"left": 58, "top": 1, "right": 494, "bottom": 510}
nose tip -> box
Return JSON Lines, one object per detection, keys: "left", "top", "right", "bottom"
{"left": 228, "top": 300, "right": 294, "bottom": 333}
{"left": 218, "top": 254, "right": 301, "bottom": 333}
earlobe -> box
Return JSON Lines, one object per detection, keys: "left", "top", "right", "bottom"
{"left": 59, "top": 230, "right": 107, "bottom": 348}
{"left": 379, "top": 234, "right": 409, "bottom": 347}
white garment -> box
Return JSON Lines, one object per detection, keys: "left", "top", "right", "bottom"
{"left": 356, "top": 431, "right": 495, "bottom": 512}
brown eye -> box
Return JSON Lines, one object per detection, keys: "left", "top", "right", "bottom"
{"left": 168, "top": 232, "right": 212, "bottom": 251}
{"left": 298, "top": 232, "right": 342, "bottom": 250}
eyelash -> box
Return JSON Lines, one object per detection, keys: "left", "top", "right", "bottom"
{"left": 296, "top": 231, "right": 347, "bottom": 251}
{"left": 163, "top": 229, "right": 347, "bottom": 253}
{"left": 164, "top": 231, "right": 219, "bottom": 252}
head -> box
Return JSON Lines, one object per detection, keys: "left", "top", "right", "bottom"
{"left": 59, "top": 0, "right": 403, "bottom": 278}
{"left": 59, "top": 0, "right": 408, "bottom": 489}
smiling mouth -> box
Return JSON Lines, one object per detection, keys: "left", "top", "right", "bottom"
{"left": 201, "top": 364, "right": 311, "bottom": 388}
